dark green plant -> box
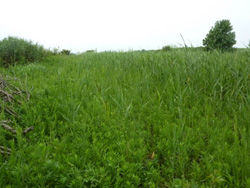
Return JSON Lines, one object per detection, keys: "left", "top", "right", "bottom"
{"left": 85, "top": 50, "right": 96, "bottom": 53}
{"left": 24, "top": 42, "right": 47, "bottom": 61}
{"left": 203, "top": 20, "right": 236, "bottom": 51}
{"left": 60, "top": 49, "right": 71, "bottom": 55}
{"left": 0, "top": 36, "right": 47, "bottom": 66}
{"left": 162, "top": 45, "right": 172, "bottom": 51}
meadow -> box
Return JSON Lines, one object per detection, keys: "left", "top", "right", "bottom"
{"left": 0, "top": 49, "right": 249, "bottom": 187}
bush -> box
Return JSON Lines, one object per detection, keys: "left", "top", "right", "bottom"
{"left": 162, "top": 45, "right": 172, "bottom": 51}
{"left": 85, "top": 50, "right": 96, "bottom": 53}
{"left": 203, "top": 20, "right": 236, "bottom": 51}
{"left": 60, "top": 49, "right": 71, "bottom": 55}
{"left": 0, "top": 36, "right": 47, "bottom": 66}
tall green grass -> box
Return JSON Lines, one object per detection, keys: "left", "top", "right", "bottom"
{"left": 0, "top": 49, "right": 249, "bottom": 187}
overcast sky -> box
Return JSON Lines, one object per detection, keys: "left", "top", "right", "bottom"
{"left": 0, "top": 0, "right": 249, "bottom": 52}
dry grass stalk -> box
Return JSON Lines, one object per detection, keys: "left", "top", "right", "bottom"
{"left": 0, "top": 106, "right": 17, "bottom": 117}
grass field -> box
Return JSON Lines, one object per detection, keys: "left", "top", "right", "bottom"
{"left": 0, "top": 49, "right": 249, "bottom": 187}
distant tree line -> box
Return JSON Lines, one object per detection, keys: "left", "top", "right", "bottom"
{"left": 0, "top": 19, "right": 247, "bottom": 67}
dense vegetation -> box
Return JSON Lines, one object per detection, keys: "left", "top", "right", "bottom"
{"left": 0, "top": 48, "right": 249, "bottom": 187}
{"left": 0, "top": 37, "right": 48, "bottom": 67}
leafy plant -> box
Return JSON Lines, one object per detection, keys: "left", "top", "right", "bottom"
{"left": 203, "top": 20, "right": 236, "bottom": 51}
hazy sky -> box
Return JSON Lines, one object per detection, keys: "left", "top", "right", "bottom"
{"left": 1, "top": 0, "right": 249, "bottom": 52}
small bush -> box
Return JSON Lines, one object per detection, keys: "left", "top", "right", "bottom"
{"left": 60, "top": 49, "right": 71, "bottom": 55}
{"left": 0, "top": 36, "right": 47, "bottom": 66}
{"left": 203, "top": 20, "right": 236, "bottom": 51}
{"left": 162, "top": 45, "right": 172, "bottom": 51}
{"left": 85, "top": 50, "right": 96, "bottom": 53}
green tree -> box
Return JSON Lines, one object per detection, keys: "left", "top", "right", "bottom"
{"left": 203, "top": 20, "right": 236, "bottom": 51}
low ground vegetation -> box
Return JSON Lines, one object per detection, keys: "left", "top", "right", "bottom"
{"left": 0, "top": 48, "right": 249, "bottom": 187}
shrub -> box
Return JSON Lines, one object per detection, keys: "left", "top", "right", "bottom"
{"left": 162, "top": 45, "right": 172, "bottom": 51}
{"left": 60, "top": 49, "right": 71, "bottom": 55}
{"left": 203, "top": 20, "right": 236, "bottom": 51}
{"left": 85, "top": 50, "right": 96, "bottom": 53}
{"left": 0, "top": 36, "right": 47, "bottom": 66}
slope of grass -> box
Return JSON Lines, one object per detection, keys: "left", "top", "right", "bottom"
{"left": 0, "top": 49, "right": 249, "bottom": 187}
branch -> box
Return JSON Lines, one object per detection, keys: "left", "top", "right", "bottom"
{"left": 0, "top": 121, "right": 16, "bottom": 134}
{"left": 0, "top": 89, "right": 15, "bottom": 103}
{"left": 0, "top": 105, "right": 17, "bottom": 117}
{"left": 0, "top": 121, "right": 34, "bottom": 135}
{"left": 0, "top": 146, "right": 11, "bottom": 155}
{"left": 23, "top": 126, "right": 34, "bottom": 135}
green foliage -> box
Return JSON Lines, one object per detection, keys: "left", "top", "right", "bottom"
{"left": 85, "top": 49, "right": 96, "bottom": 53}
{"left": 60, "top": 49, "right": 71, "bottom": 55}
{"left": 203, "top": 20, "right": 236, "bottom": 51}
{"left": 0, "top": 36, "right": 47, "bottom": 66}
{"left": 162, "top": 45, "right": 172, "bottom": 51}
{"left": 0, "top": 49, "right": 249, "bottom": 187}
{"left": 51, "top": 48, "right": 60, "bottom": 55}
